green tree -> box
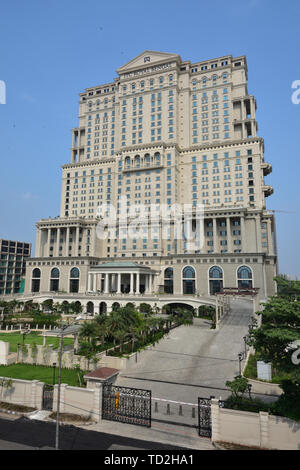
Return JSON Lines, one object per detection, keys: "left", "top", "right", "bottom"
{"left": 248, "top": 276, "right": 300, "bottom": 385}
{"left": 226, "top": 375, "right": 249, "bottom": 399}
{"left": 79, "top": 321, "right": 97, "bottom": 344}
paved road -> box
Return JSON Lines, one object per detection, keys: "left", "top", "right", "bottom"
{"left": 116, "top": 298, "right": 254, "bottom": 405}
{"left": 0, "top": 414, "right": 205, "bottom": 450}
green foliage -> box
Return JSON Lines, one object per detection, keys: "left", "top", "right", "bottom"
{"left": 226, "top": 375, "right": 250, "bottom": 399}
{"left": 248, "top": 276, "right": 300, "bottom": 386}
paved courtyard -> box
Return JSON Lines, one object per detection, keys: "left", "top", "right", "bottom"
{"left": 116, "top": 298, "right": 254, "bottom": 405}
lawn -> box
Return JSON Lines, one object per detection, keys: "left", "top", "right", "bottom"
{"left": 0, "top": 363, "right": 85, "bottom": 387}
{"left": 0, "top": 332, "right": 74, "bottom": 352}
{"left": 243, "top": 354, "right": 292, "bottom": 384}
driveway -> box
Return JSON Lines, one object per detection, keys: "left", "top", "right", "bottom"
{"left": 116, "top": 298, "right": 254, "bottom": 403}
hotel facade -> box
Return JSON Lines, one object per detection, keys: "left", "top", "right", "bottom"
{"left": 22, "top": 51, "right": 277, "bottom": 313}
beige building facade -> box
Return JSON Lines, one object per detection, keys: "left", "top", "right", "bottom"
{"left": 22, "top": 51, "right": 277, "bottom": 309}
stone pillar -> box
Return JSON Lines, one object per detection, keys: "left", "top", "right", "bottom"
{"left": 148, "top": 274, "right": 153, "bottom": 294}
{"left": 93, "top": 383, "right": 103, "bottom": 423}
{"left": 117, "top": 273, "right": 121, "bottom": 294}
{"left": 98, "top": 274, "right": 102, "bottom": 292}
{"left": 88, "top": 273, "right": 92, "bottom": 292}
{"left": 259, "top": 411, "right": 269, "bottom": 449}
{"left": 145, "top": 275, "right": 149, "bottom": 294}
{"left": 136, "top": 272, "right": 140, "bottom": 294}
{"left": 130, "top": 273, "right": 134, "bottom": 294}
{"left": 211, "top": 398, "right": 221, "bottom": 443}
{"left": 31, "top": 380, "right": 40, "bottom": 409}
{"left": 104, "top": 274, "right": 109, "bottom": 294}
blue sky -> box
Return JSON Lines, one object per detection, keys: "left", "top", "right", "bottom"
{"left": 0, "top": 0, "right": 299, "bottom": 276}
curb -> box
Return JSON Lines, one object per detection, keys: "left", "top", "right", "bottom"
{"left": 0, "top": 407, "right": 35, "bottom": 417}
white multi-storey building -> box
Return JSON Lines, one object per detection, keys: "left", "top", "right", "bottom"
{"left": 23, "top": 51, "right": 277, "bottom": 314}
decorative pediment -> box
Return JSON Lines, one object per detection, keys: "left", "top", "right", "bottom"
{"left": 117, "top": 50, "right": 181, "bottom": 74}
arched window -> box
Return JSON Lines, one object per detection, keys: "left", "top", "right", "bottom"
{"left": 144, "top": 153, "right": 150, "bottom": 166}
{"left": 50, "top": 268, "right": 60, "bottom": 292}
{"left": 134, "top": 155, "right": 140, "bottom": 168}
{"left": 125, "top": 156, "right": 130, "bottom": 168}
{"left": 31, "top": 268, "right": 41, "bottom": 293}
{"left": 70, "top": 267, "right": 80, "bottom": 293}
{"left": 164, "top": 267, "right": 173, "bottom": 294}
{"left": 154, "top": 152, "right": 161, "bottom": 164}
{"left": 237, "top": 266, "right": 253, "bottom": 288}
{"left": 209, "top": 266, "right": 223, "bottom": 295}
{"left": 86, "top": 301, "right": 94, "bottom": 314}
{"left": 182, "top": 266, "right": 196, "bottom": 294}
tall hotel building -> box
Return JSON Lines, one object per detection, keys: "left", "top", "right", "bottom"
{"left": 23, "top": 51, "right": 277, "bottom": 311}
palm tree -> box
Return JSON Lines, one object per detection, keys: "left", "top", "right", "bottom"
{"left": 79, "top": 321, "right": 97, "bottom": 344}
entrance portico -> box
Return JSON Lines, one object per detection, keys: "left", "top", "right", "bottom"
{"left": 87, "top": 262, "right": 158, "bottom": 295}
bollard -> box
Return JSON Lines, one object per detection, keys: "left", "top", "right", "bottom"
{"left": 167, "top": 403, "right": 170, "bottom": 415}
{"left": 179, "top": 405, "right": 183, "bottom": 416}
{"left": 192, "top": 407, "right": 195, "bottom": 418}
{"left": 154, "top": 402, "right": 158, "bottom": 413}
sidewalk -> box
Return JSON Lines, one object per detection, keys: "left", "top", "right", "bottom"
{"left": 77, "top": 418, "right": 215, "bottom": 450}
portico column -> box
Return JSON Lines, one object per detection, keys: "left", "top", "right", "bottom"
{"left": 136, "top": 272, "right": 140, "bottom": 294}
{"left": 145, "top": 275, "right": 149, "bottom": 294}
{"left": 130, "top": 273, "right": 134, "bottom": 294}
{"left": 88, "top": 273, "right": 92, "bottom": 291}
{"left": 104, "top": 273, "right": 109, "bottom": 294}
{"left": 117, "top": 273, "right": 121, "bottom": 294}
{"left": 149, "top": 274, "right": 153, "bottom": 294}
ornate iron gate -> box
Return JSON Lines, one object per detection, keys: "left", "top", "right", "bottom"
{"left": 42, "top": 384, "right": 54, "bottom": 411}
{"left": 102, "top": 383, "right": 151, "bottom": 427}
{"left": 198, "top": 397, "right": 212, "bottom": 438}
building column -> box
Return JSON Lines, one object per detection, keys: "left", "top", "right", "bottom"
{"left": 226, "top": 217, "right": 232, "bottom": 253}
{"left": 75, "top": 226, "right": 80, "bottom": 256}
{"left": 35, "top": 228, "right": 41, "bottom": 257}
{"left": 117, "top": 273, "right": 121, "bottom": 294}
{"left": 104, "top": 274, "right": 109, "bottom": 294}
{"left": 56, "top": 228, "right": 61, "bottom": 257}
{"left": 130, "top": 273, "right": 134, "bottom": 294}
{"left": 47, "top": 228, "right": 51, "bottom": 257}
{"left": 88, "top": 273, "right": 92, "bottom": 292}
{"left": 255, "top": 216, "right": 262, "bottom": 252}
{"left": 240, "top": 215, "right": 245, "bottom": 251}
{"left": 65, "top": 227, "right": 70, "bottom": 257}
{"left": 213, "top": 218, "right": 218, "bottom": 253}
{"left": 145, "top": 275, "right": 149, "bottom": 294}
{"left": 136, "top": 272, "right": 140, "bottom": 294}
{"left": 266, "top": 218, "right": 273, "bottom": 255}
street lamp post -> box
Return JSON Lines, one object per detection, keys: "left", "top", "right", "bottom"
{"left": 52, "top": 362, "right": 56, "bottom": 386}
{"left": 55, "top": 327, "right": 66, "bottom": 450}
{"left": 54, "top": 323, "right": 80, "bottom": 450}
{"left": 238, "top": 352, "right": 243, "bottom": 376}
